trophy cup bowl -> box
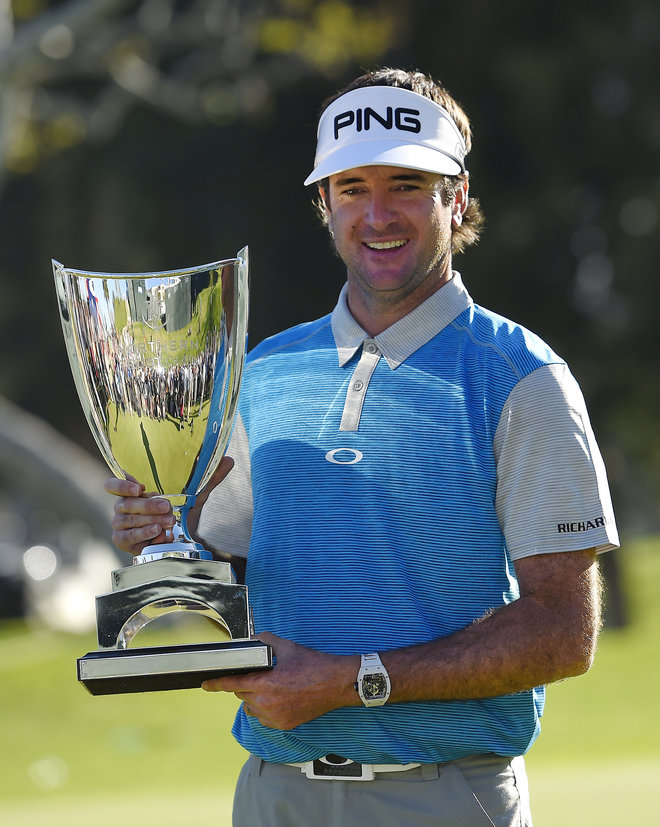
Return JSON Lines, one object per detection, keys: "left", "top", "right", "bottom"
{"left": 53, "top": 247, "right": 272, "bottom": 694}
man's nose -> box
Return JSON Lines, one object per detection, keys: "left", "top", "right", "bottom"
{"left": 364, "top": 191, "right": 398, "bottom": 229}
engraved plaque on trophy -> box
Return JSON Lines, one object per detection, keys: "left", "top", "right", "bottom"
{"left": 53, "top": 248, "right": 272, "bottom": 694}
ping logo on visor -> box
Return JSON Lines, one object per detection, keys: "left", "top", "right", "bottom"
{"left": 333, "top": 106, "right": 422, "bottom": 139}
{"left": 304, "top": 86, "right": 467, "bottom": 186}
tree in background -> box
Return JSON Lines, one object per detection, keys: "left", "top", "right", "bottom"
{"left": 0, "top": 0, "right": 401, "bottom": 189}
{"left": 1, "top": 1, "right": 659, "bottom": 626}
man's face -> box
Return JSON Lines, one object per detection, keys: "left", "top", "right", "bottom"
{"left": 324, "top": 165, "right": 456, "bottom": 313}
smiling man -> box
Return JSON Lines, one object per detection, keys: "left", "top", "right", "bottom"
{"left": 323, "top": 166, "right": 462, "bottom": 334}
{"left": 107, "top": 69, "right": 619, "bottom": 826}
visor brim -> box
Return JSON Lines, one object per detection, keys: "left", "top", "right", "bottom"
{"left": 304, "top": 140, "right": 464, "bottom": 186}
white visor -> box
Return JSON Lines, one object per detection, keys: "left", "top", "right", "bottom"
{"left": 304, "top": 86, "right": 467, "bottom": 186}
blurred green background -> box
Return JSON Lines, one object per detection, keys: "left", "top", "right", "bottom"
{"left": 2, "top": 535, "right": 658, "bottom": 825}
{"left": 1, "top": 1, "right": 659, "bottom": 824}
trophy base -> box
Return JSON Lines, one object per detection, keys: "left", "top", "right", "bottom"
{"left": 77, "top": 640, "right": 273, "bottom": 695}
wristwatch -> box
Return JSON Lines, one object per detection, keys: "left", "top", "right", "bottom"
{"left": 355, "top": 653, "right": 391, "bottom": 707}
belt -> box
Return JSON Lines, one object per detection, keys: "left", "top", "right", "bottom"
{"left": 285, "top": 753, "right": 421, "bottom": 781}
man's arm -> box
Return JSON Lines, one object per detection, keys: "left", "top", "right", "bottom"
{"left": 383, "top": 547, "right": 601, "bottom": 701}
{"left": 204, "top": 548, "right": 601, "bottom": 729}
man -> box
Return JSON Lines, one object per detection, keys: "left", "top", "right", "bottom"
{"left": 108, "top": 69, "right": 619, "bottom": 826}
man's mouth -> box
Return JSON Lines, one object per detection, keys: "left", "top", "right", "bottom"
{"left": 364, "top": 239, "right": 409, "bottom": 250}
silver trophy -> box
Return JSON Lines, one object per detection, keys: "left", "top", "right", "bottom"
{"left": 53, "top": 247, "right": 272, "bottom": 694}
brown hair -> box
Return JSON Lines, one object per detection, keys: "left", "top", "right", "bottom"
{"left": 314, "top": 68, "right": 484, "bottom": 254}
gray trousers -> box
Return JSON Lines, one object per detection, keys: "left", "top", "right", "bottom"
{"left": 232, "top": 753, "right": 533, "bottom": 827}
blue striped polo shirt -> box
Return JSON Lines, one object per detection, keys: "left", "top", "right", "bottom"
{"left": 198, "top": 274, "right": 618, "bottom": 764}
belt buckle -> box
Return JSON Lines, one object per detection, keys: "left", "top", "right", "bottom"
{"left": 304, "top": 755, "right": 374, "bottom": 781}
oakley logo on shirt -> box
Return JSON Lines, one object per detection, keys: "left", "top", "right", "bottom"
{"left": 325, "top": 448, "right": 364, "bottom": 465}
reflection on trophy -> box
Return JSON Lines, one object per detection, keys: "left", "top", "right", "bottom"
{"left": 53, "top": 247, "right": 272, "bottom": 694}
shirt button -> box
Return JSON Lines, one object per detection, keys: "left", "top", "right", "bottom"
{"left": 353, "top": 380, "right": 364, "bottom": 391}
{"left": 365, "top": 343, "right": 378, "bottom": 354}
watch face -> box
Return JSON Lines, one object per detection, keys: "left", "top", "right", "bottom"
{"left": 362, "top": 673, "right": 388, "bottom": 699}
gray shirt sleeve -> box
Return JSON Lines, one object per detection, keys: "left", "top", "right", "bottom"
{"left": 493, "top": 363, "right": 619, "bottom": 561}
{"left": 196, "top": 413, "right": 253, "bottom": 559}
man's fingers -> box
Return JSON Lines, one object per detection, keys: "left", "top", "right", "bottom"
{"left": 112, "top": 509, "right": 174, "bottom": 532}
{"left": 104, "top": 477, "right": 143, "bottom": 497}
{"left": 104, "top": 475, "right": 177, "bottom": 556}
{"left": 111, "top": 522, "right": 173, "bottom": 556}
{"left": 114, "top": 495, "right": 172, "bottom": 517}
{"left": 113, "top": 524, "right": 159, "bottom": 547}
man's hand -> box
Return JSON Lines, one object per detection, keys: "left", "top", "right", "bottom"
{"left": 105, "top": 456, "right": 234, "bottom": 556}
{"left": 202, "top": 632, "right": 360, "bottom": 730}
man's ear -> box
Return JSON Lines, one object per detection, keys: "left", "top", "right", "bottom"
{"left": 451, "top": 179, "right": 469, "bottom": 228}
{"left": 319, "top": 185, "right": 333, "bottom": 232}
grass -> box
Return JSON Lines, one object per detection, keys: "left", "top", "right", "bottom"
{"left": 525, "top": 533, "right": 660, "bottom": 825}
{"left": 1, "top": 535, "right": 658, "bottom": 826}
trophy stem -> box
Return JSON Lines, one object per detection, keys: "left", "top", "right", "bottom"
{"left": 130, "top": 495, "right": 213, "bottom": 565}
{"left": 134, "top": 519, "right": 213, "bottom": 565}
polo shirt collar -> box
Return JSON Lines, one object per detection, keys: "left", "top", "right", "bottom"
{"left": 331, "top": 272, "right": 472, "bottom": 369}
